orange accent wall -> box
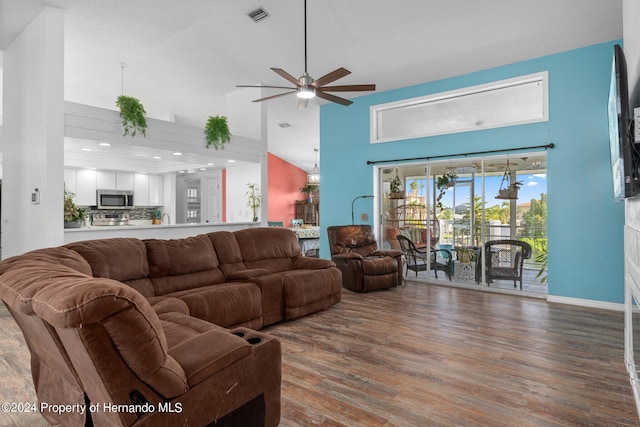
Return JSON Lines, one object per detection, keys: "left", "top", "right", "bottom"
{"left": 268, "top": 152, "right": 307, "bottom": 226}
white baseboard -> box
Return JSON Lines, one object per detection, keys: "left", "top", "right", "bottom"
{"left": 547, "top": 295, "right": 624, "bottom": 311}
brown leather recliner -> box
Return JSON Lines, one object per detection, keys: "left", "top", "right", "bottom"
{"left": 327, "top": 225, "right": 403, "bottom": 292}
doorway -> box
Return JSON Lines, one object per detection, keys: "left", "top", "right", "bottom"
{"left": 379, "top": 153, "right": 548, "bottom": 296}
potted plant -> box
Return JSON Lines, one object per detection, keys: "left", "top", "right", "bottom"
{"left": 204, "top": 115, "right": 231, "bottom": 150}
{"left": 300, "top": 183, "right": 319, "bottom": 203}
{"left": 116, "top": 95, "right": 147, "bottom": 137}
{"left": 436, "top": 171, "right": 457, "bottom": 209}
{"left": 389, "top": 172, "right": 405, "bottom": 199}
{"left": 64, "top": 189, "right": 85, "bottom": 228}
{"left": 246, "top": 183, "right": 261, "bottom": 222}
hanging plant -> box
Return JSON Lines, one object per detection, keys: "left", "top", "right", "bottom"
{"left": 204, "top": 115, "right": 231, "bottom": 150}
{"left": 116, "top": 95, "right": 147, "bottom": 137}
{"left": 436, "top": 171, "right": 457, "bottom": 209}
{"left": 389, "top": 170, "right": 405, "bottom": 199}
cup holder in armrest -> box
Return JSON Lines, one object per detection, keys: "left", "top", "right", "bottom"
{"left": 230, "top": 329, "right": 266, "bottom": 346}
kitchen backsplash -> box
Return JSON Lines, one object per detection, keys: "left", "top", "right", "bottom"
{"left": 85, "top": 207, "right": 161, "bottom": 220}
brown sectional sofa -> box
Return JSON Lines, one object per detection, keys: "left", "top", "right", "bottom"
{"left": 0, "top": 227, "right": 342, "bottom": 426}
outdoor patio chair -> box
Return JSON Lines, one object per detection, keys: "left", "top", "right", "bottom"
{"left": 483, "top": 239, "right": 532, "bottom": 290}
{"left": 397, "top": 235, "right": 452, "bottom": 280}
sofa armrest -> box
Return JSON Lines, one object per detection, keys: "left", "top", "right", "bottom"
{"left": 292, "top": 256, "right": 336, "bottom": 270}
{"left": 226, "top": 268, "right": 269, "bottom": 281}
{"left": 148, "top": 296, "right": 190, "bottom": 316}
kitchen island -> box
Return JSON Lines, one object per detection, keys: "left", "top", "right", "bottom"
{"left": 64, "top": 222, "right": 260, "bottom": 244}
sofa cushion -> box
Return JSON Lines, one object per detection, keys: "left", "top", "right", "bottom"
{"left": 282, "top": 269, "right": 342, "bottom": 311}
{"left": 233, "top": 228, "right": 300, "bottom": 273}
{"left": 159, "top": 312, "right": 252, "bottom": 387}
{"left": 65, "top": 238, "right": 149, "bottom": 282}
{"left": 145, "top": 235, "right": 219, "bottom": 277}
{"left": 168, "top": 282, "right": 263, "bottom": 329}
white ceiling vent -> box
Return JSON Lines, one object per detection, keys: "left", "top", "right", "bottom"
{"left": 247, "top": 7, "right": 270, "bottom": 23}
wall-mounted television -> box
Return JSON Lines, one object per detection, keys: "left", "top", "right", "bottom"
{"left": 608, "top": 44, "right": 640, "bottom": 201}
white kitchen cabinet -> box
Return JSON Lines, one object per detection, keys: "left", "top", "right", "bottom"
{"left": 75, "top": 169, "right": 97, "bottom": 206}
{"left": 64, "top": 168, "right": 77, "bottom": 195}
{"left": 133, "top": 174, "right": 149, "bottom": 206}
{"left": 97, "top": 171, "right": 116, "bottom": 190}
{"left": 148, "top": 175, "right": 164, "bottom": 206}
{"left": 116, "top": 173, "right": 134, "bottom": 191}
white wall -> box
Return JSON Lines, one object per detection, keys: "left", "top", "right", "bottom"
{"left": 1, "top": 8, "right": 65, "bottom": 258}
{"left": 225, "top": 163, "right": 262, "bottom": 223}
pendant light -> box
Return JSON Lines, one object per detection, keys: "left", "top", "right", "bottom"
{"left": 307, "top": 148, "right": 320, "bottom": 184}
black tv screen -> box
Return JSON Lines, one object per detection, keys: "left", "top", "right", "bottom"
{"left": 608, "top": 44, "right": 639, "bottom": 201}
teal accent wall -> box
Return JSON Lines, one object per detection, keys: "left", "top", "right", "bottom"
{"left": 319, "top": 40, "right": 625, "bottom": 303}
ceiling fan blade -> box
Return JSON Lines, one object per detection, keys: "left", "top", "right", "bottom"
{"left": 252, "top": 90, "right": 297, "bottom": 102}
{"left": 311, "top": 67, "right": 351, "bottom": 88}
{"left": 315, "top": 91, "right": 353, "bottom": 106}
{"left": 318, "top": 84, "right": 376, "bottom": 92}
{"left": 237, "top": 84, "right": 296, "bottom": 90}
{"left": 271, "top": 68, "right": 302, "bottom": 87}
{"left": 298, "top": 98, "right": 309, "bottom": 109}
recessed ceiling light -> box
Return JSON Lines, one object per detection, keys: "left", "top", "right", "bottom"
{"left": 173, "top": 152, "right": 182, "bottom": 156}
{"left": 200, "top": 168, "right": 207, "bottom": 171}
{"left": 207, "top": 162, "right": 214, "bottom": 166}
{"left": 153, "top": 156, "right": 162, "bottom": 160}
{"left": 99, "top": 142, "right": 111, "bottom": 146}
{"left": 278, "top": 122, "right": 291, "bottom": 128}
{"left": 227, "top": 159, "right": 236, "bottom": 163}
{"left": 81, "top": 148, "right": 93, "bottom": 151}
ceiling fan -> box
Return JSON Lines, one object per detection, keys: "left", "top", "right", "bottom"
{"left": 237, "top": 0, "right": 376, "bottom": 109}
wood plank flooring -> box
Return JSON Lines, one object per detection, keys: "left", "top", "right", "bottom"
{"left": 1, "top": 281, "right": 638, "bottom": 426}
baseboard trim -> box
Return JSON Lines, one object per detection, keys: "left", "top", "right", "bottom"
{"left": 547, "top": 295, "right": 624, "bottom": 311}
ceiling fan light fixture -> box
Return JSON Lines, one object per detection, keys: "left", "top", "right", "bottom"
{"left": 297, "top": 86, "right": 316, "bottom": 99}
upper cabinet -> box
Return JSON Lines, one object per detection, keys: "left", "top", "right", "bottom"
{"left": 65, "top": 168, "right": 163, "bottom": 207}
{"left": 75, "top": 169, "right": 97, "bottom": 206}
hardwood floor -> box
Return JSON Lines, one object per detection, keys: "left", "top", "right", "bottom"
{"left": 1, "top": 282, "right": 638, "bottom": 426}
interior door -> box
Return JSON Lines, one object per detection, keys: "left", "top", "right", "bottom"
{"left": 202, "top": 176, "right": 221, "bottom": 223}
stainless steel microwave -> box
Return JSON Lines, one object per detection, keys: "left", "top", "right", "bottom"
{"left": 97, "top": 190, "right": 134, "bottom": 209}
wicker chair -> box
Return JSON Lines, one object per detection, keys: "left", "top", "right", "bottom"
{"left": 483, "top": 239, "right": 532, "bottom": 290}
{"left": 397, "top": 235, "right": 452, "bottom": 280}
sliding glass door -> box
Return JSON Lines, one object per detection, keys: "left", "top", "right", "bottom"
{"left": 379, "top": 153, "right": 548, "bottom": 295}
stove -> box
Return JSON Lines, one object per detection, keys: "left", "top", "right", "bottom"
{"left": 92, "top": 213, "right": 130, "bottom": 226}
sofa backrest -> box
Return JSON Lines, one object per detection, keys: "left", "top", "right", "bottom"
{"left": 327, "top": 225, "right": 379, "bottom": 257}
{"left": 65, "top": 238, "right": 155, "bottom": 297}
{"left": 144, "top": 234, "right": 226, "bottom": 295}
{"left": 211, "top": 228, "right": 301, "bottom": 274}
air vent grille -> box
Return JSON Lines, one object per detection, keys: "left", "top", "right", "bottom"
{"left": 248, "top": 7, "right": 270, "bottom": 23}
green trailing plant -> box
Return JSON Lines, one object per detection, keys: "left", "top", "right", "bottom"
{"left": 116, "top": 95, "right": 147, "bottom": 137}
{"left": 204, "top": 115, "right": 231, "bottom": 150}
{"left": 64, "top": 189, "right": 84, "bottom": 223}
{"left": 436, "top": 171, "right": 457, "bottom": 209}
{"left": 246, "top": 183, "right": 261, "bottom": 222}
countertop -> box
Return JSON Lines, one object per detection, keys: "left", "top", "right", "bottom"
{"left": 63, "top": 222, "right": 259, "bottom": 244}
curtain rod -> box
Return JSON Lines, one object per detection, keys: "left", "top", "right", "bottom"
{"left": 366, "top": 143, "right": 555, "bottom": 165}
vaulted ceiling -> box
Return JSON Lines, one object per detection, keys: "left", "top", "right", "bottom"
{"left": 0, "top": 0, "right": 623, "bottom": 172}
